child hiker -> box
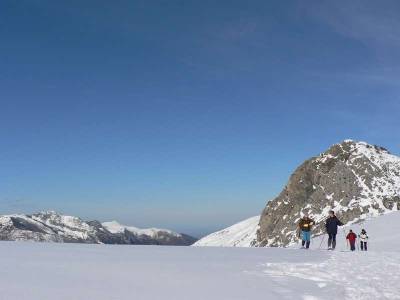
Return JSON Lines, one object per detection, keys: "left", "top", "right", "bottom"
{"left": 359, "top": 229, "right": 368, "bottom": 251}
{"left": 346, "top": 230, "right": 357, "bottom": 251}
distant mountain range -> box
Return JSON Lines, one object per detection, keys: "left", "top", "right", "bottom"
{"left": 0, "top": 211, "right": 197, "bottom": 246}
{"left": 195, "top": 140, "right": 400, "bottom": 247}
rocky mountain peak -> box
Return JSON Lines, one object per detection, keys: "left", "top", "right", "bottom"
{"left": 257, "top": 140, "right": 400, "bottom": 247}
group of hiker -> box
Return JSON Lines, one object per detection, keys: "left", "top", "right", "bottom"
{"left": 346, "top": 229, "right": 369, "bottom": 251}
{"left": 298, "top": 210, "right": 369, "bottom": 251}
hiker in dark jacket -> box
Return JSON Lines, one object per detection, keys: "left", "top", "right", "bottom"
{"left": 346, "top": 230, "right": 357, "bottom": 251}
{"left": 298, "top": 214, "right": 315, "bottom": 249}
{"left": 325, "top": 210, "right": 343, "bottom": 250}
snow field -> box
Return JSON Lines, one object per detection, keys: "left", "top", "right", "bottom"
{"left": 0, "top": 212, "right": 399, "bottom": 300}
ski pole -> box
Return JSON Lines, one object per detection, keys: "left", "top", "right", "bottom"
{"left": 319, "top": 234, "right": 325, "bottom": 249}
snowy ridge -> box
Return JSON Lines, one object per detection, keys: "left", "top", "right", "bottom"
{"left": 295, "top": 140, "right": 400, "bottom": 241}
{"left": 0, "top": 211, "right": 196, "bottom": 245}
{"left": 315, "top": 140, "right": 400, "bottom": 218}
{"left": 193, "top": 216, "right": 259, "bottom": 247}
{"left": 0, "top": 212, "right": 90, "bottom": 242}
{"left": 31, "top": 211, "right": 96, "bottom": 240}
{"left": 102, "top": 221, "right": 182, "bottom": 238}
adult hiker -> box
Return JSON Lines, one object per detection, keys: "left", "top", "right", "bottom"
{"left": 359, "top": 229, "right": 368, "bottom": 251}
{"left": 325, "top": 210, "right": 343, "bottom": 250}
{"left": 346, "top": 230, "right": 357, "bottom": 251}
{"left": 298, "top": 213, "right": 315, "bottom": 249}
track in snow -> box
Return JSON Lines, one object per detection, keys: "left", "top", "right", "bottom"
{"left": 263, "top": 250, "right": 400, "bottom": 300}
{"left": 0, "top": 242, "right": 399, "bottom": 300}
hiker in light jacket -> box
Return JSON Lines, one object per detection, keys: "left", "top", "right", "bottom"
{"left": 359, "top": 229, "right": 368, "bottom": 251}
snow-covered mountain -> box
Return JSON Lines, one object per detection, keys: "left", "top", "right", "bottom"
{"left": 258, "top": 140, "right": 400, "bottom": 247}
{"left": 102, "top": 221, "right": 196, "bottom": 246}
{"left": 196, "top": 140, "right": 400, "bottom": 248}
{"left": 0, "top": 211, "right": 197, "bottom": 246}
{"left": 193, "top": 216, "right": 259, "bottom": 247}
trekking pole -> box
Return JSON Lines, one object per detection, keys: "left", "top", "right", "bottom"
{"left": 318, "top": 234, "right": 326, "bottom": 249}
{"left": 318, "top": 218, "right": 327, "bottom": 249}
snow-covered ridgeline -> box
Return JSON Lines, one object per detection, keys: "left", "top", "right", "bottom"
{"left": 193, "top": 216, "right": 259, "bottom": 247}
{"left": 305, "top": 140, "right": 400, "bottom": 229}
{"left": 0, "top": 212, "right": 92, "bottom": 242}
{"left": 102, "top": 221, "right": 182, "bottom": 238}
{"left": 0, "top": 211, "right": 196, "bottom": 245}
{"left": 316, "top": 140, "right": 400, "bottom": 216}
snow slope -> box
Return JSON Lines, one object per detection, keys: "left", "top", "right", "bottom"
{"left": 309, "top": 210, "right": 400, "bottom": 251}
{"left": 1, "top": 212, "right": 398, "bottom": 300}
{"left": 196, "top": 210, "right": 400, "bottom": 249}
{"left": 193, "top": 216, "right": 259, "bottom": 247}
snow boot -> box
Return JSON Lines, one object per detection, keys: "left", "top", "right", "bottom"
{"left": 332, "top": 240, "right": 336, "bottom": 250}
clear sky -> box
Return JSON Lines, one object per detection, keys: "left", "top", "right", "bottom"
{"left": 1, "top": 0, "right": 399, "bottom": 237}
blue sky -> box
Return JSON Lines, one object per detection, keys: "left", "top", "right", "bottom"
{"left": 0, "top": 0, "right": 399, "bottom": 236}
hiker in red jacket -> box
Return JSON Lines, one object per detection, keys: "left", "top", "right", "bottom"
{"left": 346, "top": 230, "right": 357, "bottom": 251}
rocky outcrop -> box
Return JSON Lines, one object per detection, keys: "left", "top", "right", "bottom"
{"left": 257, "top": 140, "right": 400, "bottom": 247}
{"left": 0, "top": 211, "right": 197, "bottom": 246}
